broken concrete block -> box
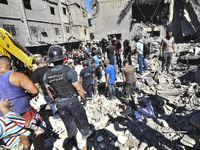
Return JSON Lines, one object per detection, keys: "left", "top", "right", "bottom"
{"left": 145, "top": 77, "right": 158, "bottom": 86}
{"left": 158, "top": 76, "right": 167, "bottom": 84}
{"left": 92, "top": 110, "right": 101, "bottom": 121}
{"left": 157, "top": 89, "right": 182, "bottom": 96}
{"left": 180, "top": 135, "right": 196, "bottom": 148}
{"left": 157, "top": 118, "right": 169, "bottom": 128}
{"left": 195, "top": 47, "right": 200, "bottom": 55}
{"left": 118, "top": 135, "right": 128, "bottom": 145}
{"left": 190, "top": 112, "right": 200, "bottom": 130}
{"left": 138, "top": 142, "right": 148, "bottom": 150}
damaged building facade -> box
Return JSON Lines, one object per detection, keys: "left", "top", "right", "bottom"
{"left": 92, "top": 0, "right": 200, "bottom": 43}
{"left": 0, "top": 0, "right": 90, "bottom": 54}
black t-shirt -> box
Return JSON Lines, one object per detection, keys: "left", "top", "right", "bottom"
{"left": 90, "top": 65, "right": 97, "bottom": 76}
{"left": 80, "top": 67, "right": 94, "bottom": 82}
{"left": 106, "top": 45, "right": 115, "bottom": 56}
{"left": 32, "top": 66, "right": 49, "bottom": 96}
{"left": 123, "top": 39, "right": 131, "bottom": 53}
{"left": 73, "top": 56, "right": 81, "bottom": 64}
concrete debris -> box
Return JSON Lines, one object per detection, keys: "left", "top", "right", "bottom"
{"left": 180, "top": 135, "right": 196, "bottom": 148}
{"left": 27, "top": 26, "right": 200, "bottom": 150}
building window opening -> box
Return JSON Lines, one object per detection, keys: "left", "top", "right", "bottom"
{"left": 66, "top": 27, "right": 70, "bottom": 33}
{"left": 88, "top": 19, "right": 93, "bottom": 27}
{"left": 84, "top": 29, "right": 87, "bottom": 35}
{"left": 55, "top": 28, "right": 60, "bottom": 35}
{"left": 23, "top": 0, "right": 32, "bottom": 10}
{"left": 132, "top": 1, "right": 169, "bottom": 24}
{"left": 3, "top": 24, "right": 17, "bottom": 36}
{"left": 83, "top": 11, "right": 86, "bottom": 17}
{"left": 108, "top": 33, "right": 121, "bottom": 40}
{"left": 90, "top": 33, "right": 94, "bottom": 40}
{"left": 30, "top": 26, "right": 37, "bottom": 36}
{"left": 0, "top": 0, "right": 8, "bottom": 5}
{"left": 63, "top": 7, "right": 66, "bottom": 15}
{"left": 50, "top": 7, "right": 55, "bottom": 15}
{"left": 147, "top": 31, "right": 160, "bottom": 37}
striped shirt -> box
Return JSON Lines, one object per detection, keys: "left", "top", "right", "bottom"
{"left": 0, "top": 112, "right": 30, "bottom": 147}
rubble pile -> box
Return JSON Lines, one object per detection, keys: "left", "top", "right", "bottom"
{"left": 28, "top": 42, "right": 200, "bottom": 150}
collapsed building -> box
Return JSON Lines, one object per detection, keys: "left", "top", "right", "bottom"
{"left": 0, "top": 0, "right": 90, "bottom": 54}
{"left": 92, "top": 0, "right": 200, "bottom": 43}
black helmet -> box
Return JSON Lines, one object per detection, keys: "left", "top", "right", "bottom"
{"left": 82, "top": 60, "right": 89, "bottom": 67}
{"left": 134, "top": 35, "right": 140, "bottom": 42}
{"left": 47, "top": 45, "right": 65, "bottom": 63}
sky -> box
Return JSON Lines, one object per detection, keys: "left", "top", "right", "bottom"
{"left": 86, "top": 0, "right": 92, "bottom": 12}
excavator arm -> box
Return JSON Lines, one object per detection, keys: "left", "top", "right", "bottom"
{"left": 0, "top": 27, "right": 34, "bottom": 71}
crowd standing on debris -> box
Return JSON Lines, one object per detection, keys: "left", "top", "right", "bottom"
{"left": 0, "top": 27, "right": 184, "bottom": 149}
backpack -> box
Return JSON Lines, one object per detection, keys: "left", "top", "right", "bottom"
{"left": 139, "top": 41, "right": 150, "bottom": 59}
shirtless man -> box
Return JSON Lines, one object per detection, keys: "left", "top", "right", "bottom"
{"left": 0, "top": 56, "right": 45, "bottom": 150}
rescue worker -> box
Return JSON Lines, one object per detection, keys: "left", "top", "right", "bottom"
{"left": 122, "top": 60, "right": 137, "bottom": 109}
{"left": 43, "top": 45, "right": 92, "bottom": 148}
{"left": 79, "top": 60, "right": 95, "bottom": 101}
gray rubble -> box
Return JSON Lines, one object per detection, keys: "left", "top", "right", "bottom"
{"left": 21, "top": 41, "right": 200, "bottom": 150}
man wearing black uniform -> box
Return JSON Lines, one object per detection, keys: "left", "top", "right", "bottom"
{"left": 105, "top": 42, "right": 115, "bottom": 65}
{"left": 122, "top": 60, "right": 137, "bottom": 108}
{"left": 79, "top": 61, "right": 95, "bottom": 101}
{"left": 43, "top": 45, "right": 91, "bottom": 149}
{"left": 32, "top": 56, "right": 57, "bottom": 117}
{"left": 121, "top": 37, "right": 132, "bottom": 65}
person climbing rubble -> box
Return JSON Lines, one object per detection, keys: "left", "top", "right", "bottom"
{"left": 160, "top": 28, "right": 176, "bottom": 74}
{"left": 104, "top": 59, "right": 117, "bottom": 100}
{"left": 134, "top": 35, "right": 148, "bottom": 75}
{"left": 43, "top": 45, "right": 92, "bottom": 149}
{"left": 122, "top": 60, "right": 137, "bottom": 109}
{"left": 79, "top": 60, "right": 95, "bottom": 101}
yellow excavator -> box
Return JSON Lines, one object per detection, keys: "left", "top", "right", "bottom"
{"left": 0, "top": 27, "right": 35, "bottom": 77}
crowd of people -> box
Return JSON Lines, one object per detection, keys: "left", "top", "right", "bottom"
{"left": 0, "top": 28, "right": 175, "bottom": 149}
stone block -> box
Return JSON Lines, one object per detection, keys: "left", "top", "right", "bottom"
{"left": 180, "top": 135, "right": 196, "bottom": 148}
{"left": 118, "top": 135, "right": 128, "bottom": 144}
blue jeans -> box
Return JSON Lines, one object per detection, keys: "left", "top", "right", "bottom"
{"left": 108, "top": 83, "right": 115, "bottom": 100}
{"left": 138, "top": 55, "right": 148, "bottom": 74}
{"left": 44, "top": 95, "right": 57, "bottom": 115}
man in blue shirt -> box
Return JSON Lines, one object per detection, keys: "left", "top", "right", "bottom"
{"left": 104, "top": 59, "right": 117, "bottom": 100}
{"left": 134, "top": 35, "right": 148, "bottom": 75}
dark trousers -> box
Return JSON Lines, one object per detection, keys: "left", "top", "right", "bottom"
{"left": 108, "top": 55, "right": 114, "bottom": 65}
{"left": 107, "top": 83, "right": 115, "bottom": 100}
{"left": 124, "top": 81, "right": 136, "bottom": 98}
{"left": 56, "top": 97, "right": 90, "bottom": 138}
{"left": 116, "top": 52, "right": 122, "bottom": 69}
{"left": 138, "top": 54, "right": 148, "bottom": 74}
{"left": 124, "top": 52, "right": 132, "bottom": 65}
{"left": 162, "top": 52, "right": 173, "bottom": 72}
{"left": 83, "top": 81, "right": 92, "bottom": 98}
{"left": 96, "top": 65, "right": 102, "bottom": 80}
{"left": 93, "top": 77, "right": 98, "bottom": 96}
